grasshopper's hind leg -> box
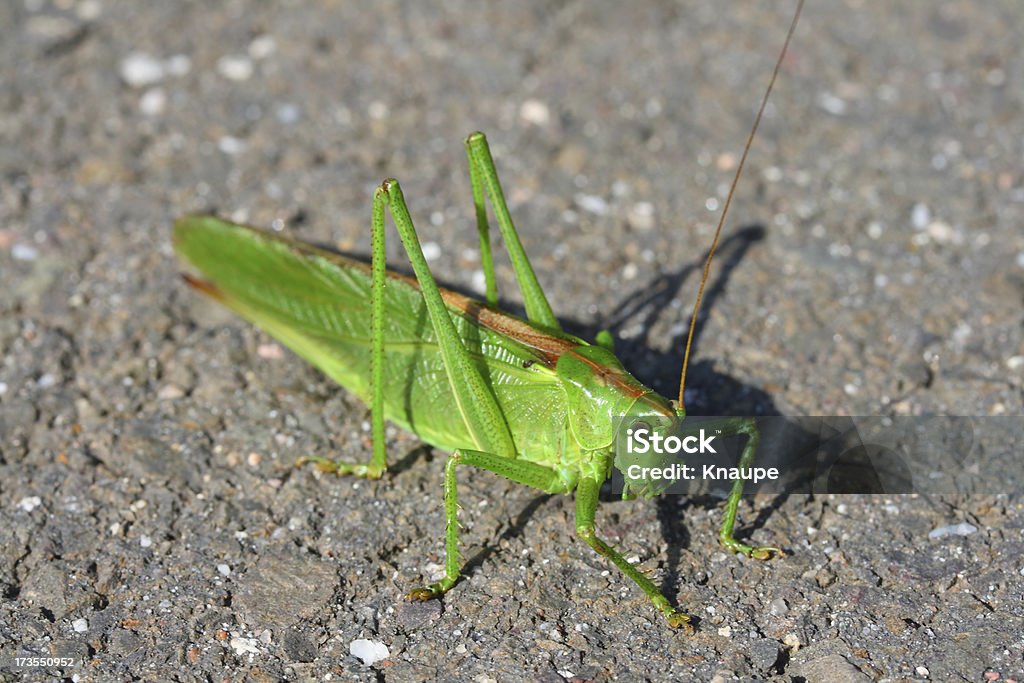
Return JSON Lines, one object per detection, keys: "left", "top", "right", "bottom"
{"left": 574, "top": 477, "right": 693, "bottom": 631}
{"left": 715, "top": 417, "right": 783, "bottom": 559}
{"left": 464, "top": 132, "right": 559, "bottom": 330}
{"left": 407, "top": 450, "right": 567, "bottom": 600}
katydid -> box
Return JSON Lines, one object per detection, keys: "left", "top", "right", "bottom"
{"left": 173, "top": 2, "right": 803, "bottom": 630}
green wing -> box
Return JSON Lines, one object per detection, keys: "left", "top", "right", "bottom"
{"left": 173, "top": 215, "right": 571, "bottom": 458}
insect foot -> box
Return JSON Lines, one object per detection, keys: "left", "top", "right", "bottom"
{"left": 720, "top": 536, "right": 784, "bottom": 561}
{"left": 405, "top": 583, "right": 450, "bottom": 602}
{"left": 663, "top": 610, "right": 695, "bottom": 634}
{"left": 295, "top": 455, "right": 386, "bottom": 480}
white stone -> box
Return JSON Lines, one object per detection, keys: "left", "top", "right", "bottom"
{"left": 120, "top": 53, "right": 165, "bottom": 87}
{"left": 139, "top": 88, "right": 166, "bottom": 116}
{"left": 217, "top": 55, "right": 254, "bottom": 81}
{"left": 421, "top": 241, "right": 441, "bottom": 262}
{"left": 12, "top": 243, "right": 39, "bottom": 261}
{"left": 575, "top": 193, "right": 609, "bottom": 216}
{"left": 519, "top": 99, "right": 550, "bottom": 126}
{"left": 928, "top": 522, "right": 978, "bottom": 539}
{"left": 350, "top": 638, "right": 390, "bottom": 666}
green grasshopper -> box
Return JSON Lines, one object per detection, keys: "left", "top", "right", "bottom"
{"left": 174, "top": 3, "right": 803, "bottom": 631}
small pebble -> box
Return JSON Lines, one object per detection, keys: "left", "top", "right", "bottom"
{"left": 218, "top": 136, "right": 246, "bottom": 155}
{"left": 350, "top": 638, "right": 390, "bottom": 666}
{"left": 926, "top": 221, "right": 955, "bottom": 243}
{"left": 627, "top": 201, "right": 655, "bottom": 231}
{"left": 18, "top": 496, "right": 42, "bottom": 512}
{"left": 916, "top": 665, "right": 930, "bottom": 677}
{"left": 716, "top": 153, "right": 737, "bottom": 171}
{"left": 911, "top": 203, "right": 931, "bottom": 229}
{"left": 230, "top": 636, "right": 260, "bottom": 656}
{"left": 77, "top": 0, "right": 102, "bottom": 20}
{"left": 72, "top": 618, "right": 89, "bottom": 633}
{"left": 120, "top": 52, "right": 165, "bottom": 87}
{"left": 12, "top": 243, "right": 40, "bottom": 261}
{"left": 471, "top": 270, "right": 487, "bottom": 295}
{"left": 217, "top": 55, "right": 254, "bottom": 81}
{"left": 768, "top": 597, "right": 788, "bottom": 616}
{"left": 257, "top": 343, "right": 284, "bottom": 359}
{"left": 248, "top": 35, "right": 277, "bottom": 59}
{"left": 575, "top": 193, "right": 609, "bottom": 216}
{"left": 519, "top": 99, "right": 550, "bottom": 126}
{"left": 928, "top": 522, "right": 978, "bottom": 539}
{"left": 140, "top": 534, "right": 153, "bottom": 548}
{"left": 139, "top": 88, "right": 166, "bottom": 116}
{"left": 817, "top": 91, "right": 847, "bottom": 115}
{"left": 217, "top": 563, "right": 231, "bottom": 576}
{"left": 421, "top": 241, "right": 441, "bottom": 262}
{"left": 157, "top": 384, "right": 184, "bottom": 400}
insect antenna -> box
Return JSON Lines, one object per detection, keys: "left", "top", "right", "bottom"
{"left": 677, "top": 0, "right": 804, "bottom": 411}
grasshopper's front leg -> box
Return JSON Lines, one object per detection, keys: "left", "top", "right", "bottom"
{"left": 714, "top": 417, "right": 783, "bottom": 560}
{"left": 575, "top": 477, "right": 693, "bottom": 631}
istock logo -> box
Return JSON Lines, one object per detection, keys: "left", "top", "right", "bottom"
{"left": 625, "top": 427, "right": 717, "bottom": 454}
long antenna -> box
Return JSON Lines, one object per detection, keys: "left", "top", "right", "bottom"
{"left": 677, "top": 0, "right": 804, "bottom": 410}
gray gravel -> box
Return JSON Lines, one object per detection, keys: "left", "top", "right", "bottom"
{"left": 3, "top": 1, "right": 1024, "bottom": 681}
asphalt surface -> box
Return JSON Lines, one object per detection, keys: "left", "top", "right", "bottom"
{"left": 2, "top": 1, "right": 1023, "bottom": 681}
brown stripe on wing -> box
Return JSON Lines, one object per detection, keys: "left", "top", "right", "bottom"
{"left": 439, "top": 289, "right": 577, "bottom": 367}
{"left": 565, "top": 348, "right": 648, "bottom": 401}
{"left": 181, "top": 273, "right": 226, "bottom": 301}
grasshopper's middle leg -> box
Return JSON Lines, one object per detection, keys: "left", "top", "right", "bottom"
{"left": 299, "top": 232, "right": 389, "bottom": 479}
{"left": 574, "top": 477, "right": 693, "bottom": 631}
{"left": 407, "top": 450, "right": 567, "bottom": 600}
{"left": 296, "top": 177, "right": 399, "bottom": 479}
